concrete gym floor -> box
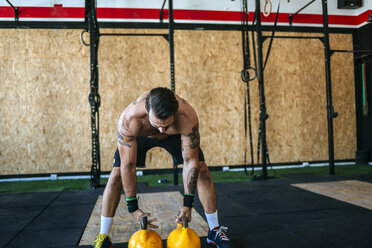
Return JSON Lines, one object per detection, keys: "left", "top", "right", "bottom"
{"left": 1, "top": 173, "right": 372, "bottom": 248}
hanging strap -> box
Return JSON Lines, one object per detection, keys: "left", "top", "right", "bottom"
{"left": 263, "top": 0, "right": 281, "bottom": 71}
{"left": 254, "top": 1, "right": 277, "bottom": 176}
{"left": 241, "top": 0, "right": 255, "bottom": 175}
{"left": 243, "top": 81, "right": 255, "bottom": 175}
{"left": 244, "top": 92, "right": 248, "bottom": 173}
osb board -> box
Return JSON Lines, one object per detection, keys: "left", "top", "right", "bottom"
{"left": 79, "top": 191, "right": 208, "bottom": 245}
{"left": 329, "top": 34, "right": 356, "bottom": 161}
{"left": 0, "top": 29, "right": 356, "bottom": 174}
{"left": 292, "top": 180, "right": 372, "bottom": 210}
{"left": 174, "top": 30, "right": 248, "bottom": 166}
{"left": 0, "top": 29, "right": 91, "bottom": 175}
{"left": 261, "top": 32, "right": 355, "bottom": 163}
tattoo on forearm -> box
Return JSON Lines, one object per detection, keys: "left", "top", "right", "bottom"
{"left": 187, "top": 124, "right": 200, "bottom": 149}
{"left": 187, "top": 168, "right": 199, "bottom": 194}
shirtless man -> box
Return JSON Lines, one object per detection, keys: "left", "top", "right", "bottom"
{"left": 92, "top": 87, "right": 231, "bottom": 248}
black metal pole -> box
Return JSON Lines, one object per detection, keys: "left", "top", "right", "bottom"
{"left": 168, "top": 0, "right": 178, "bottom": 185}
{"left": 87, "top": 0, "right": 101, "bottom": 188}
{"left": 321, "top": 0, "right": 336, "bottom": 175}
{"left": 5, "top": 0, "right": 18, "bottom": 21}
{"left": 255, "top": 0, "right": 268, "bottom": 179}
{"left": 169, "top": 0, "right": 175, "bottom": 93}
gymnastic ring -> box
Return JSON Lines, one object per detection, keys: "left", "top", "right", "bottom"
{"left": 263, "top": 0, "right": 272, "bottom": 17}
{"left": 241, "top": 67, "right": 257, "bottom": 82}
{"left": 80, "top": 30, "right": 90, "bottom": 47}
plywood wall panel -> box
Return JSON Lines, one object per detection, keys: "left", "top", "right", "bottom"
{"left": 0, "top": 29, "right": 91, "bottom": 175}
{"left": 262, "top": 33, "right": 356, "bottom": 163}
{"left": 0, "top": 29, "right": 356, "bottom": 175}
{"left": 174, "top": 30, "right": 248, "bottom": 166}
{"left": 330, "top": 34, "right": 356, "bottom": 160}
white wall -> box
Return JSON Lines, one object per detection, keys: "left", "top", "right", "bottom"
{"left": 0, "top": 0, "right": 370, "bottom": 27}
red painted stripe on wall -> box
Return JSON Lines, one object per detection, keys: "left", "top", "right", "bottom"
{"left": 0, "top": 6, "right": 370, "bottom": 26}
{"left": 0, "top": 6, "right": 84, "bottom": 18}
{"left": 97, "top": 8, "right": 160, "bottom": 19}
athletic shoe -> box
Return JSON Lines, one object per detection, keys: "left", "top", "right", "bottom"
{"left": 92, "top": 233, "right": 112, "bottom": 248}
{"left": 207, "top": 226, "right": 232, "bottom": 248}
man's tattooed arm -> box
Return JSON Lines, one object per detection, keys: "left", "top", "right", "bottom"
{"left": 187, "top": 167, "right": 199, "bottom": 194}
{"left": 118, "top": 130, "right": 135, "bottom": 148}
{"left": 186, "top": 124, "right": 200, "bottom": 149}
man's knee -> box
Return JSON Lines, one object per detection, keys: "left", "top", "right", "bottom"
{"left": 107, "top": 168, "right": 122, "bottom": 188}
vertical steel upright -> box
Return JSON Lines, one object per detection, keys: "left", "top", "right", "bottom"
{"left": 168, "top": 0, "right": 178, "bottom": 185}
{"left": 321, "top": 0, "right": 336, "bottom": 175}
{"left": 255, "top": 0, "right": 268, "bottom": 179}
{"left": 169, "top": 0, "right": 175, "bottom": 93}
{"left": 86, "top": 0, "right": 101, "bottom": 188}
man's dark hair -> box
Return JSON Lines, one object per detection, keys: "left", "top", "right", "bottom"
{"left": 145, "top": 87, "right": 179, "bottom": 119}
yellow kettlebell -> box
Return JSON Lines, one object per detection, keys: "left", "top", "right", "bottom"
{"left": 128, "top": 216, "right": 163, "bottom": 248}
{"left": 167, "top": 216, "right": 201, "bottom": 248}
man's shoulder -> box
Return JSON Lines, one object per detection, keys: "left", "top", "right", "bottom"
{"left": 177, "top": 98, "right": 198, "bottom": 120}
{"left": 175, "top": 99, "right": 198, "bottom": 135}
{"left": 119, "top": 105, "right": 146, "bottom": 135}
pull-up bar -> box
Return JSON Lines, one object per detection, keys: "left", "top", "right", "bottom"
{"left": 262, "top": 35, "right": 324, "bottom": 41}
{"left": 100, "top": 33, "right": 168, "bottom": 38}
{"left": 80, "top": 31, "right": 169, "bottom": 46}
{"left": 331, "top": 49, "right": 372, "bottom": 60}
{"left": 331, "top": 50, "right": 372, "bottom": 54}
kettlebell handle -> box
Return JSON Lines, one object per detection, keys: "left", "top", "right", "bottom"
{"left": 140, "top": 216, "right": 147, "bottom": 230}
{"left": 181, "top": 216, "right": 188, "bottom": 228}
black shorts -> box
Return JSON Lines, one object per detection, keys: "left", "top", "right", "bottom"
{"left": 113, "top": 134, "right": 205, "bottom": 168}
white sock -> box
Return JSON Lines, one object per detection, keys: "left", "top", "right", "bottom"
{"left": 100, "top": 215, "right": 113, "bottom": 236}
{"left": 205, "top": 211, "right": 219, "bottom": 230}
